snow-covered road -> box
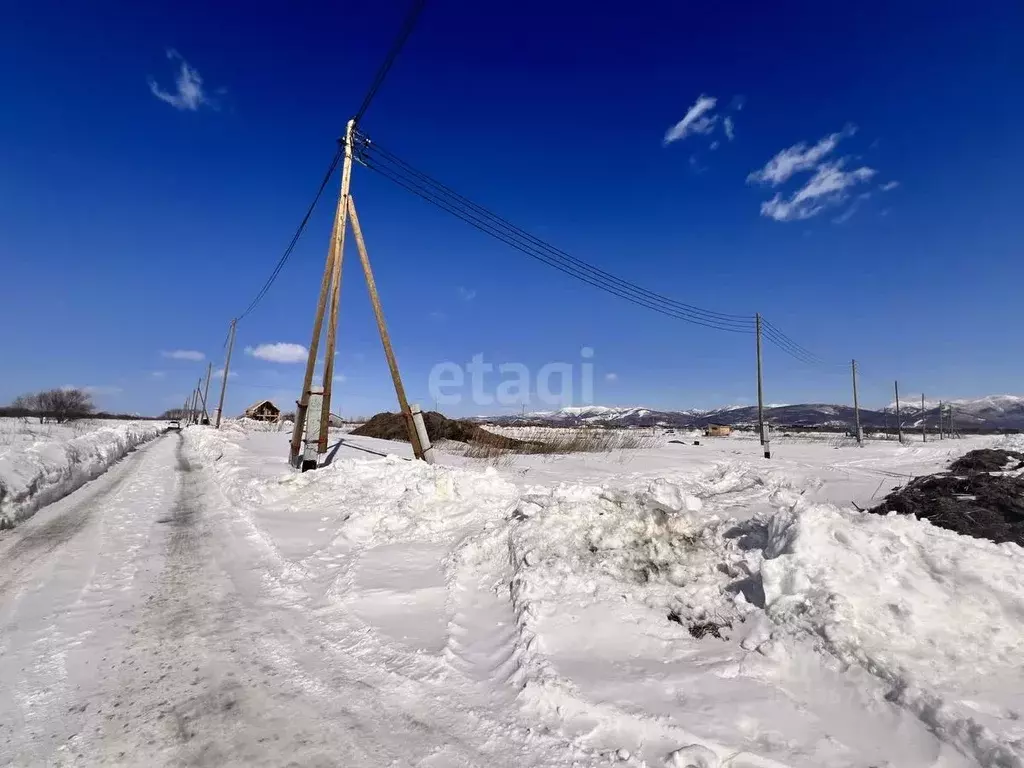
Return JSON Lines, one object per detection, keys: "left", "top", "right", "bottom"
{"left": 0, "top": 433, "right": 576, "bottom": 767}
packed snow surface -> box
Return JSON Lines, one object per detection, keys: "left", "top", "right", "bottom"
{"left": 0, "top": 417, "right": 165, "bottom": 527}
{"left": 172, "top": 422, "right": 1024, "bottom": 767}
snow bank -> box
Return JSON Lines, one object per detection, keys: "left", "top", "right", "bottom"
{"left": 0, "top": 421, "right": 166, "bottom": 527}
{"left": 761, "top": 489, "right": 1024, "bottom": 766}
{"left": 183, "top": 424, "right": 1024, "bottom": 766}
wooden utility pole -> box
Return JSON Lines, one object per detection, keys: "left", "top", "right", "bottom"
{"left": 192, "top": 377, "right": 203, "bottom": 425}
{"left": 201, "top": 362, "right": 213, "bottom": 423}
{"left": 215, "top": 319, "right": 237, "bottom": 428}
{"left": 317, "top": 125, "right": 355, "bottom": 453}
{"left": 291, "top": 121, "right": 355, "bottom": 465}
{"left": 895, "top": 380, "right": 903, "bottom": 444}
{"left": 921, "top": 393, "right": 927, "bottom": 443}
{"left": 348, "top": 197, "right": 425, "bottom": 460}
{"left": 851, "top": 359, "right": 862, "bottom": 445}
{"left": 755, "top": 313, "right": 766, "bottom": 446}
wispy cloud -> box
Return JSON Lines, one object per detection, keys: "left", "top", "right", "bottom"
{"left": 760, "top": 161, "right": 876, "bottom": 222}
{"left": 71, "top": 385, "right": 124, "bottom": 397}
{"left": 429, "top": 310, "right": 446, "bottom": 321}
{"left": 604, "top": 373, "right": 618, "bottom": 382}
{"left": 150, "top": 371, "right": 166, "bottom": 379}
{"left": 749, "top": 125, "right": 876, "bottom": 222}
{"left": 724, "top": 116, "right": 735, "bottom": 142}
{"left": 457, "top": 286, "right": 477, "bottom": 301}
{"left": 880, "top": 180, "right": 900, "bottom": 192}
{"left": 244, "top": 342, "right": 307, "bottom": 364}
{"left": 213, "top": 368, "right": 238, "bottom": 379}
{"left": 161, "top": 349, "right": 205, "bottom": 361}
{"left": 148, "top": 49, "right": 218, "bottom": 111}
{"left": 664, "top": 95, "right": 719, "bottom": 145}
{"left": 748, "top": 125, "right": 857, "bottom": 186}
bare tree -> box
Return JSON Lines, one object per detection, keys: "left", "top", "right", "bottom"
{"left": 37, "top": 388, "right": 95, "bottom": 423}
{"left": 160, "top": 408, "right": 186, "bottom": 420}
{"left": 10, "top": 393, "right": 43, "bottom": 421}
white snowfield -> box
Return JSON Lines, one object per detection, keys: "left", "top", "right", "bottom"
{"left": 1, "top": 422, "right": 1022, "bottom": 767}
{"left": 0, "top": 418, "right": 165, "bottom": 527}
{"left": 182, "top": 424, "right": 1023, "bottom": 767}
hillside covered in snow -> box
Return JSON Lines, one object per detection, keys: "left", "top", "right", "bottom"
{"left": 483, "top": 395, "right": 1024, "bottom": 431}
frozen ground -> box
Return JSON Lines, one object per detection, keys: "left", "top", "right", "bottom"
{"left": 1, "top": 422, "right": 1022, "bottom": 767}
{"left": 0, "top": 417, "right": 165, "bottom": 527}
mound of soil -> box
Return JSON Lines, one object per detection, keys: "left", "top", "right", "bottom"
{"left": 351, "top": 411, "right": 531, "bottom": 449}
{"left": 870, "top": 449, "right": 1024, "bottom": 546}
{"left": 949, "top": 448, "right": 1024, "bottom": 474}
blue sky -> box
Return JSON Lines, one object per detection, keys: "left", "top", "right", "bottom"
{"left": 2, "top": 1, "right": 1022, "bottom": 417}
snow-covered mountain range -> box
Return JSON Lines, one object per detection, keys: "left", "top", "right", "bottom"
{"left": 480, "top": 395, "right": 1024, "bottom": 430}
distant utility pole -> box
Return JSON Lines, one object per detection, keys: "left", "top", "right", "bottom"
{"left": 883, "top": 407, "right": 889, "bottom": 440}
{"left": 201, "top": 362, "right": 213, "bottom": 424}
{"left": 921, "top": 393, "right": 927, "bottom": 443}
{"left": 895, "top": 380, "right": 903, "bottom": 444}
{"left": 949, "top": 403, "right": 956, "bottom": 438}
{"left": 939, "top": 400, "right": 944, "bottom": 440}
{"left": 851, "top": 359, "right": 862, "bottom": 445}
{"left": 755, "top": 313, "right": 766, "bottom": 447}
{"left": 215, "top": 318, "right": 237, "bottom": 428}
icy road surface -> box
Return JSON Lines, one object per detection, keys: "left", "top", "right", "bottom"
{"left": 0, "top": 434, "right": 574, "bottom": 767}
{"left": 3, "top": 425, "right": 1024, "bottom": 768}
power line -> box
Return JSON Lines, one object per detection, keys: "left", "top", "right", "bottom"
{"left": 355, "top": 134, "right": 757, "bottom": 333}
{"left": 353, "top": 0, "right": 427, "bottom": 126}
{"left": 236, "top": 147, "right": 343, "bottom": 321}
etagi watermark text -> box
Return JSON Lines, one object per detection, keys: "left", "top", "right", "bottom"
{"left": 428, "top": 348, "right": 596, "bottom": 407}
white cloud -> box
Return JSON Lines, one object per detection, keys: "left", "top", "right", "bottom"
{"left": 748, "top": 125, "right": 857, "bottom": 186}
{"left": 334, "top": 374, "right": 347, "bottom": 384}
{"left": 213, "top": 368, "right": 238, "bottom": 379}
{"left": 72, "top": 385, "right": 123, "bottom": 397}
{"left": 710, "top": 140, "right": 721, "bottom": 151}
{"left": 457, "top": 286, "right": 477, "bottom": 301}
{"left": 760, "top": 161, "right": 876, "bottom": 222}
{"left": 244, "top": 342, "right": 307, "bottom": 364}
{"left": 604, "top": 373, "right": 618, "bottom": 382}
{"left": 880, "top": 180, "right": 900, "bottom": 191}
{"left": 148, "top": 49, "right": 217, "bottom": 111}
{"left": 664, "top": 95, "right": 718, "bottom": 145}
{"left": 151, "top": 371, "right": 166, "bottom": 379}
{"left": 161, "top": 349, "right": 205, "bottom": 361}
{"left": 724, "top": 116, "right": 735, "bottom": 141}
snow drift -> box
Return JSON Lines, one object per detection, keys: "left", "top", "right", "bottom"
{"left": 0, "top": 420, "right": 166, "bottom": 528}
{"left": 183, "top": 424, "right": 1024, "bottom": 767}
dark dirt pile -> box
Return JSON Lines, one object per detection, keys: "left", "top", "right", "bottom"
{"left": 351, "top": 411, "right": 533, "bottom": 449}
{"left": 949, "top": 449, "right": 1024, "bottom": 474}
{"left": 870, "top": 449, "right": 1024, "bottom": 546}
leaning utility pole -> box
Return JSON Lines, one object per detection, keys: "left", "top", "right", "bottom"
{"left": 755, "top": 313, "right": 766, "bottom": 447}
{"left": 851, "top": 359, "right": 862, "bottom": 445}
{"left": 289, "top": 120, "right": 424, "bottom": 469}
{"left": 895, "top": 380, "right": 903, "bottom": 444}
{"left": 291, "top": 123, "right": 354, "bottom": 467}
{"left": 215, "top": 318, "right": 237, "bottom": 428}
{"left": 921, "top": 393, "right": 927, "bottom": 443}
{"left": 349, "top": 197, "right": 425, "bottom": 460}
{"left": 201, "top": 362, "right": 213, "bottom": 423}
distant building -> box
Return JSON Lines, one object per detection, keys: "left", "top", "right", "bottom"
{"left": 705, "top": 424, "right": 732, "bottom": 437}
{"left": 244, "top": 400, "right": 281, "bottom": 422}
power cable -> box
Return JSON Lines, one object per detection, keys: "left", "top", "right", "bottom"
{"left": 236, "top": 146, "right": 343, "bottom": 321}
{"left": 353, "top": 0, "right": 427, "bottom": 125}
{"left": 355, "top": 135, "right": 756, "bottom": 332}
